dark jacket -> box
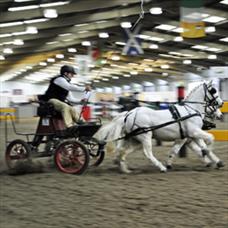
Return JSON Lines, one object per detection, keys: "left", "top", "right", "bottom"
{"left": 39, "top": 75, "right": 70, "bottom": 102}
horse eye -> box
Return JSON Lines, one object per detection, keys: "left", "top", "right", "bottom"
{"left": 209, "top": 88, "right": 216, "bottom": 94}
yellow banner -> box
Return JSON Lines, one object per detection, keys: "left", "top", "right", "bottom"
{"left": 181, "top": 21, "right": 205, "bottom": 38}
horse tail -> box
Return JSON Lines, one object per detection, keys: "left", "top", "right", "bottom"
{"left": 94, "top": 112, "right": 127, "bottom": 142}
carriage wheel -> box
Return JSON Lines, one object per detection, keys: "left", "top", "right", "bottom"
{"left": 86, "top": 138, "right": 105, "bottom": 167}
{"left": 54, "top": 140, "right": 90, "bottom": 174}
{"left": 5, "top": 139, "right": 31, "bottom": 169}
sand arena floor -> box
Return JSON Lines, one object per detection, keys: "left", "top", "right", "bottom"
{"left": 0, "top": 118, "right": 227, "bottom": 228}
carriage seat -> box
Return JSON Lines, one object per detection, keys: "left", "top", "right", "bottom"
{"left": 37, "top": 102, "right": 62, "bottom": 118}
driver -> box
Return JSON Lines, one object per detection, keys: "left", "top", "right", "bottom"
{"left": 38, "top": 65, "right": 91, "bottom": 133}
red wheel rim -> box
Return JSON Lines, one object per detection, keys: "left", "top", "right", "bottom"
{"left": 6, "top": 143, "right": 29, "bottom": 168}
{"left": 55, "top": 142, "right": 87, "bottom": 174}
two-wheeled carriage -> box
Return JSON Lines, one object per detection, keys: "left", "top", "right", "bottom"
{"left": 5, "top": 102, "right": 106, "bottom": 174}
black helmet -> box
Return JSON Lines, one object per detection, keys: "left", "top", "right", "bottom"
{"left": 60, "top": 65, "right": 77, "bottom": 75}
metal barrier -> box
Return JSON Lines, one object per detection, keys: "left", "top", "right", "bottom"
{"left": 0, "top": 108, "right": 16, "bottom": 120}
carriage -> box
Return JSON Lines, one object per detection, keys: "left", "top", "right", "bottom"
{"left": 4, "top": 81, "right": 224, "bottom": 175}
{"left": 4, "top": 101, "right": 106, "bottom": 175}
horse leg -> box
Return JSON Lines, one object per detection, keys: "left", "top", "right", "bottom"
{"left": 137, "top": 133, "right": 167, "bottom": 172}
{"left": 166, "top": 139, "right": 187, "bottom": 169}
{"left": 113, "top": 141, "right": 121, "bottom": 165}
{"left": 194, "top": 138, "right": 224, "bottom": 169}
{"left": 186, "top": 139, "right": 213, "bottom": 167}
{"left": 118, "top": 141, "right": 139, "bottom": 173}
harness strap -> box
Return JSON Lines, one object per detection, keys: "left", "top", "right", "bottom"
{"left": 117, "top": 112, "right": 201, "bottom": 141}
{"left": 169, "top": 105, "right": 185, "bottom": 139}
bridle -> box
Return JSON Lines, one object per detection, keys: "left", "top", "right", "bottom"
{"left": 203, "top": 83, "right": 223, "bottom": 118}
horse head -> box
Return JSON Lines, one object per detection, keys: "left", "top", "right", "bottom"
{"left": 204, "top": 81, "right": 223, "bottom": 108}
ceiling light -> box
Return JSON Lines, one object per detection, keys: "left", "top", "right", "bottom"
{"left": 56, "top": 54, "right": 64, "bottom": 59}
{"left": 43, "top": 9, "right": 58, "bottom": 18}
{"left": 121, "top": 22, "right": 132, "bottom": 28}
{"left": 101, "top": 59, "right": 107, "bottom": 64}
{"left": 174, "top": 36, "right": 183, "bottom": 42}
{"left": 3, "top": 48, "right": 13, "bottom": 54}
{"left": 172, "top": 27, "right": 184, "bottom": 33}
{"left": 81, "top": 41, "right": 91, "bottom": 46}
{"left": 63, "top": 39, "right": 73, "bottom": 42}
{"left": 183, "top": 60, "right": 192, "bottom": 64}
{"left": 75, "top": 23, "right": 89, "bottom": 27}
{"left": 115, "top": 41, "right": 126, "bottom": 46}
{"left": 202, "top": 13, "right": 210, "bottom": 18}
{"left": 208, "top": 54, "right": 217, "bottom": 59}
{"left": 68, "top": 48, "right": 77, "bottom": 53}
{"left": 123, "top": 74, "right": 131, "bottom": 77}
{"left": 14, "top": 0, "right": 34, "bottom": 2}
{"left": 191, "top": 45, "right": 208, "bottom": 50}
{"left": 149, "top": 7, "right": 162, "bottom": 15}
{"left": 24, "top": 18, "right": 49, "bottom": 24}
{"left": 12, "top": 31, "right": 28, "bottom": 36}
{"left": 46, "top": 41, "right": 59, "bottom": 45}
{"left": 161, "top": 64, "right": 170, "bottom": 69}
{"left": 149, "top": 44, "right": 158, "bottom": 49}
{"left": 0, "top": 55, "right": 5, "bottom": 60}
{"left": 111, "top": 55, "right": 120, "bottom": 61}
{"left": 205, "top": 26, "right": 216, "bottom": 33}
{"left": 0, "top": 34, "right": 12, "bottom": 38}
{"left": 40, "top": 1, "right": 69, "bottom": 7}
{"left": 128, "top": 63, "right": 138, "bottom": 66}
{"left": 220, "top": 0, "right": 228, "bottom": 5}
{"left": 149, "top": 37, "right": 165, "bottom": 42}
{"left": 95, "top": 20, "right": 108, "bottom": 24}
{"left": 162, "top": 72, "right": 169, "bottom": 76}
{"left": 155, "top": 24, "right": 176, "bottom": 31}
{"left": 26, "top": 26, "right": 38, "bottom": 34}
{"left": 0, "top": 21, "right": 23, "bottom": 28}
{"left": 203, "top": 16, "right": 226, "bottom": 23}
{"left": 112, "top": 76, "right": 119, "bottom": 79}
{"left": 59, "top": 33, "right": 72, "bottom": 37}
{"left": 144, "top": 68, "right": 153, "bottom": 72}
{"left": 78, "top": 30, "right": 88, "bottom": 34}
{"left": 99, "top": 32, "right": 109, "bottom": 38}
{"left": 102, "top": 78, "right": 109, "bottom": 81}
{"left": 47, "top": 58, "right": 55, "bottom": 63}
{"left": 219, "top": 37, "right": 228, "bottom": 42}
{"left": 13, "top": 39, "right": 24, "bottom": 45}
{"left": 206, "top": 47, "right": 222, "bottom": 52}
{"left": 137, "top": 34, "right": 151, "bottom": 40}
{"left": 159, "top": 54, "right": 180, "bottom": 59}
{"left": 39, "top": 62, "right": 47, "bottom": 66}
{"left": 8, "top": 5, "right": 39, "bottom": 11}
{"left": 130, "top": 71, "right": 138, "bottom": 75}
{"left": 94, "top": 80, "right": 100, "bottom": 83}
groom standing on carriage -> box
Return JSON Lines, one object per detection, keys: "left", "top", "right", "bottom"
{"left": 38, "top": 65, "right": 91, "bottom": 133}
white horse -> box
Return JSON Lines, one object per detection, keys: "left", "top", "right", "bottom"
{"left": 94, "top": 81, "right": 224, "bottom": 173}
{"left": 167, "top": 107, "right": 224, "bottom": 169}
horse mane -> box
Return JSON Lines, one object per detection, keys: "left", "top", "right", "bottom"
{"left": 184, "top": 82, "right": 204, "bottom": 100}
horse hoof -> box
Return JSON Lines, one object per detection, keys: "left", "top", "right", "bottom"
{"left": 120, "top": 169, "right": 132, "bottom": 174}
{"left": 205, "top": 162, "right": 212, "bottom": 168}
{"left": 160, "top": 167, "right": 167, "bottom": 173}
{"left": 166, "top": 165, "right": 172, "bottom": 170}
{"left": 216, "top": 161, "right": 225, "bottom": 169}
{"left": 160, "top": 169, "right": 167, "bottom": 173}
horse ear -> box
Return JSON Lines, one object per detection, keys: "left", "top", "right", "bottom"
{"left": 208, "top": 80, "right": 213, "bottom": 86}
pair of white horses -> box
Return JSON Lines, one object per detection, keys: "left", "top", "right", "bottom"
{"left": 94, "top": 81, "right": 224, "bottom": 173}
